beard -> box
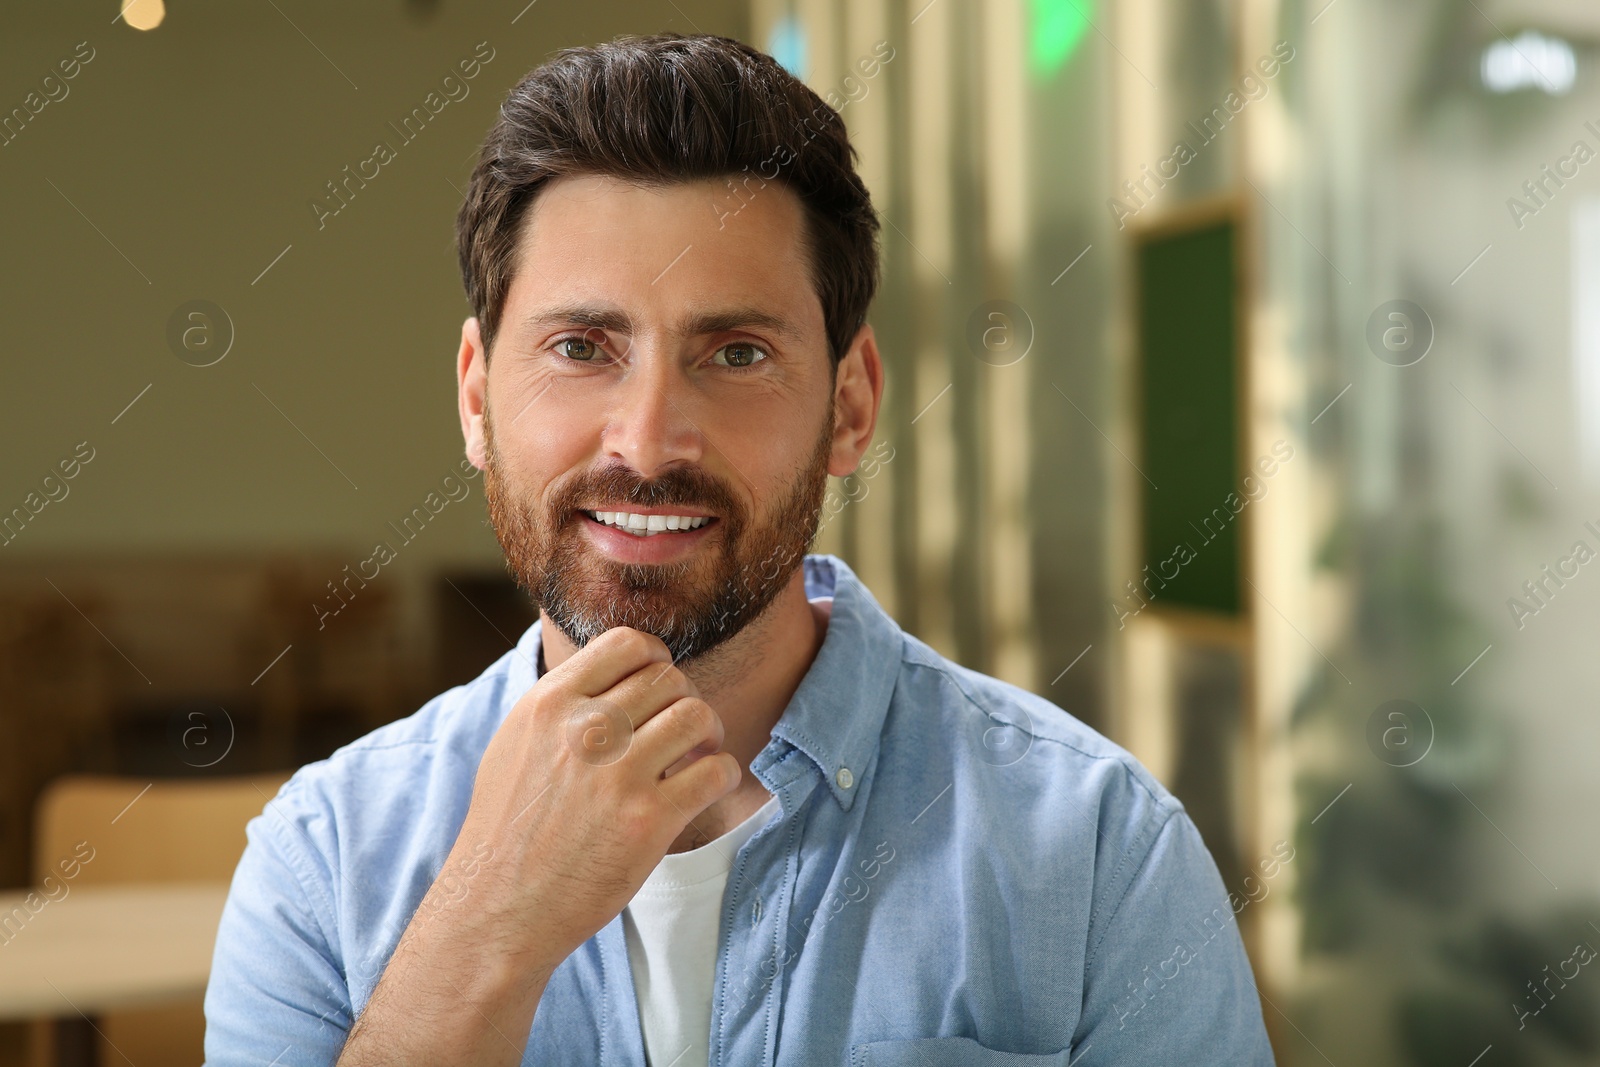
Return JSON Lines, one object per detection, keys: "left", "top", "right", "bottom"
{"left": 482, "top": 402, "right": 834, "bottom": 665}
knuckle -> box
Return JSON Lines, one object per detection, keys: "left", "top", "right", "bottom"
{"left": 535, "top": 685, "right": 584, "bottom": 730}
{"left": 711, "top": 753, "right": 738, "bottom": 791}
{"left": 616, "top": 796, "right": 660, "bottom": 846}
{"left": 616, "top": 626, "right": 667, "bottom": 660}
{"left": 701, "top": 753, "right": 739, "bottom": 797}
{"left": 514, "top": 684, "right": 559, "bottom": 728}
{"left": 676, "top": 697, "right": 718, "bottom": 736}
{"left": 594, "top": 626, "right": 638, "bottom": 655}
{"left": 650, "top": 663, "right": 692, "bottom": 698}
{"left": 510, "top": 678, "right": 544, "bottom": 712}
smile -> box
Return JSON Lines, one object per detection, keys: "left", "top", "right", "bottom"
{"left": 582, "top": 510, "right": 716, "bottom": 537}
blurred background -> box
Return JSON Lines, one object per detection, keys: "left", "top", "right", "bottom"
{"left": 2, "top": 0, "right": 1597, "bottom": 1064}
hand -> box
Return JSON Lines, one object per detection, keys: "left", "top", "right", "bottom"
{"left": 453, "top": 626, "right": 742, "bottom": 971}
{"left": 339, "top": 627, "right": 740, "bottom": 1066}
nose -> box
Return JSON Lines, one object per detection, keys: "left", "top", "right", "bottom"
{"left": 601, "top": 343, "right": 706, "bottom": 478}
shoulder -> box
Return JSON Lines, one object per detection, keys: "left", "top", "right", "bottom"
{"left": 883, "top": 630, "right": 1191, "bottom": 911}
{"left": 892, "top": 630, "right": 1180, "bottom": 823}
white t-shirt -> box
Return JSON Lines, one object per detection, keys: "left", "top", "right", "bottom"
{"left": 623, "top": 597, "right": 830, "bottom": 1065}
{"left": 622, "top": 790, "right": 781, "bottom": 1067}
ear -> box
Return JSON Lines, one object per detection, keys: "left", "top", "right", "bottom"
{"left": 829, "top": 323, "right": 884, "bottom": 477}
{"left": 457, "top": 316, "right": 488, "bottom": 472}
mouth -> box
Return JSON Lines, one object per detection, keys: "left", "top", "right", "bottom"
{"left": 581, "top": 509, "right": 719, "bottom": 538}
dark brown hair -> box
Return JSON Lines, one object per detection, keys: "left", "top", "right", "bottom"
{"left": 455, "top": 33, "right": 881, "bottom": 367}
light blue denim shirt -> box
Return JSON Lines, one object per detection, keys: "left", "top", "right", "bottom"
{"left": 205, "top": 554, "right": 1274, "bottom": 1065}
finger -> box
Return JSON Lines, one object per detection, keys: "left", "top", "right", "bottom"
{"left": 547, "top": 626, "right": 671, "bottom": 697}
{"left": 604, "top": 661, "right": 700, "bottom": 731}
{"left": 632, "top": 697, "right": 725, "bottom": 779}
{"left": 660, "top": 743, "right": 716, "bottom": 780}
{"left": 654, "top": 751, "right": 741, "bottom": 818}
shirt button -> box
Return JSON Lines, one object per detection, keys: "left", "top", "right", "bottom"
{"left": 836, "top": 767, "right": 854, "bottom": 790}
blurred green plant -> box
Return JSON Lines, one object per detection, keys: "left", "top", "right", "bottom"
{"left": 1292, "top": 496, "right": 1600, "bottom": 1064}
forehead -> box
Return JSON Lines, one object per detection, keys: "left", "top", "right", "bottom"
{"left": 505, "top": 173, "right": 823, "bottom": 336}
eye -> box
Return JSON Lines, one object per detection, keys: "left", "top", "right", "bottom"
{"left": 557, "top": 336, "right": 602, "bottom": 362}
{"left": 711, "top": 342, "right": 768, "bottom": 369}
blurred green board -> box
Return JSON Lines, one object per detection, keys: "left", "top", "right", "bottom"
{"left": 1135, "top": 219, "right": 1240, "bottom": 615}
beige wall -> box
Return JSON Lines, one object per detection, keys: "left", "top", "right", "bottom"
{"left": 0, "top": 0, "right": 747, "bottom": 569}
{"left": 746, "top": 0, "right": 1118, "bottom": 724}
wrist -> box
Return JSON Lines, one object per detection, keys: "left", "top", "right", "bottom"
{"left": 409, "top": 862, "right": 566, "bottom": 992}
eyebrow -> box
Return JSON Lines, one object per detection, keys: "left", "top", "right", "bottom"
{"left": 517, "top": 303, "right": 803, "bottom": 343}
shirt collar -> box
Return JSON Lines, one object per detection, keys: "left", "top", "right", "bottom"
{"left": 510, "top": 553, "right": 901, "bottom": 812}
{"left": 767, "top": 553, "right": 901, "bottom": 810}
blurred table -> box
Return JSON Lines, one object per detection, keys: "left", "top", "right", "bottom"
{"left": 0, "top": 883, "right": 228, "bottom": 1067}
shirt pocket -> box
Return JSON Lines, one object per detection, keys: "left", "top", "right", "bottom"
{"left": 849, "top": 1037, "right": 1072, "bottom": 1066}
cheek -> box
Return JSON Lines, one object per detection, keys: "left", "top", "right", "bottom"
{"left": 493, "top": 377, "right": 599, "bottom": 484}
{"left": 527, "top": 407, "right": 590, "bottom": 475}
{"left": 726, "top": 399, "right": 826, "bottom": 481}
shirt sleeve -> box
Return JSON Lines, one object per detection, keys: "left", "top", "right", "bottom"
{"left": 1070, "top": 807, "right": 1276, "bottom": 1065}
{"left": 204, "top": 800, "right": 354, "bottom": 1066}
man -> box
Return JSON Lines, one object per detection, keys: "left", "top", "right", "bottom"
{"left": 205, "top": 32, "right": 1275, "bottom": 1066}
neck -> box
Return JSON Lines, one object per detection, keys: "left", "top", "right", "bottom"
{"left": 537, "top": 566, "right": 830, "bottom": 774}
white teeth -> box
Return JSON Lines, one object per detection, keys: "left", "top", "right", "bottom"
{"left": 587, "top": 511, "right": 711, "bottom": 536}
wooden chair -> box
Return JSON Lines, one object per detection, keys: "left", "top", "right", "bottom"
{"left": 28, "top": 773, "right": 291, "bottom": 1067}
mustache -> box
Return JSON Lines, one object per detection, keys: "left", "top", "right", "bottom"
{"left": 552, "top": 463, "right": 742, "bottom": 521}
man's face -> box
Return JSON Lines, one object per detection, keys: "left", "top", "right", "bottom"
{"left": 471, "top": 174, "right": 844, "bottom": 663}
